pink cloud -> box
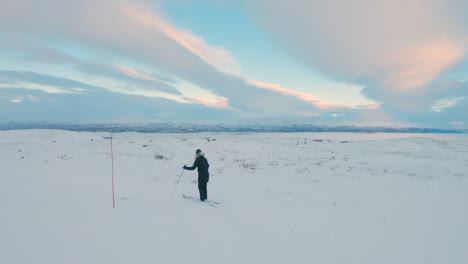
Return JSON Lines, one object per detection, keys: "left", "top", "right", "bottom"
{"left": 356, "top": 103, "right": 382, "bottom": 110}
{"left": 248, "top": 80, "right": 377, "bottom": 110}
{"left": 184, "top": 97, "right": 235, "bottom": 110}
{"left": 120, "top": 4, "right": 241, "bottom": 76}
{"left": 385, "top": 36, "right": 465, "bottom": 91}
{"left": 248, "top": 0, "right": 467, "bottom": 110}
{"left": 247, "top": 80, "right": 319, "bottom": 103}
{"left": 116, "top": 64, "right": 159, "bottom": 81}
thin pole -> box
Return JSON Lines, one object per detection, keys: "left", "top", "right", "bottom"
{"left": 171, "top": 169, "right": 185, "bottom": 199}
{"left": 110, "top": 132, "right": 115, "bottom": 208}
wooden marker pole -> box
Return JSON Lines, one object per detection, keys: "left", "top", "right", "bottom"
{"left": 110, "top": 132, "right": 115, "bottom": 208}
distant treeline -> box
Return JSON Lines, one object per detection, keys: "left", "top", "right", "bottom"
{"left": 0, "top": 122, "right": 465, "bottom": 133}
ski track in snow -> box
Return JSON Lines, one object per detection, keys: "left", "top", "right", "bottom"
{"left": 1, "top": 130, "right": 468, "bottom": 264}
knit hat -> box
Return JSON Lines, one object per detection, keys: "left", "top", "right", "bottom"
{"left": 196, "top": 149, "right": 202, "bottom": 154}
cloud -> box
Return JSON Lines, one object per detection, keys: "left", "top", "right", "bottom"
{"left": 116, "top": 64, "right": 163, "bottom": 82}
{"left": 0, "top": 82, "right": 235, "bottom": 123}
{"left": 0, "top": 70, "right": 98, "bottom": 94}
{"left": 183, "top": 97, "right": 236, "bottom": 110}
{"left": 3, "top": 71, "right": 461, "bottom": 128}
{"left": 4, "top": 0, "right": 463, "bottom": 127}
{"left": 0, "top": 34, "right": 183, "bottom": 96}
{"left": 247, "top": 80, "right": 320, "bottom": 104}
{"left": 1, "top": 36, "right": 184, "bottom": 95}
{"left": 0, "top": 71, "right": 319, "bottom": 123}
{"left": 248, "top": 80, "right": 379, "bottom": 110}
{"left": 246, "top": 0, "right": 468, "bottom": 113}
{"left": 0, "top": 35, "right": 78, "bottom": 64}
{"left": 383, "top": 37, "right": 464, "bottom": 91}
{"left": 0, "top": 0, "right": 331, "bottom": 118}
{"left": 120, "top": 3, "right": 242, "bottom": 76}
{"left": 430, "top": 96, "right": 465, "bottom": 112}
{"left": 449, "top": 122, "right": 464, "bottom": 125}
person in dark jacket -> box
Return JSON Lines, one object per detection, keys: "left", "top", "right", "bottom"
{"left": 183, "top": 149, "right": 210, "bottom": 201}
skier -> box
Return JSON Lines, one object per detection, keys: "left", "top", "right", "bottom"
{"left": 183, "top": 149, "right": 210, "bottom": 201}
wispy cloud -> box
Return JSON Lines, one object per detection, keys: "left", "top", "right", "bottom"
{"left": 0, "top": 70, "right": 96, "bottom": 94}
{"left": 248, "top": 80, "right": 382, "bottom": 110}
{"left": 247, "top": 80, "right": 319, "bottom": 104}
{"left": 184, "top": 97, "right": 236, "bottom": 110}
{"left": 0, "top": 83, "right": 85, "bottom": 95}
{"left": 356, "top": 103, "right": 381, "bottom": 110}
{"left": 120, "top": 3, "right": 242, "bottom": 76}
{"left": 430, "top": 96, "right": 465, "bottom": 112}
{"left": 449, "top": 121, "right": 464, "bottom": 125}
{"left": 116, "top": 64, "right": 162, "bottom": 82}
{"left": 0, "top": 85, "right": 235, "bottom": 122}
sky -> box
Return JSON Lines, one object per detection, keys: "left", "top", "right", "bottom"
{"left": 0, "top": 0, "right": 467, "bottom": 128}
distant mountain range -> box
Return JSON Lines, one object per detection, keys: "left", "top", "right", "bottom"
{"left": 0, "top": 122, "right": 465, "bottom": 133}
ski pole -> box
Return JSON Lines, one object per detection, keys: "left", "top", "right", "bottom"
{"left": 171, "top": 168, "right": 185, "bottom": 199}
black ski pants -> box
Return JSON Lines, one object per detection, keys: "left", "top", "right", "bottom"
{"left": 198, "top": 181, "right": 208, "bottom": 201}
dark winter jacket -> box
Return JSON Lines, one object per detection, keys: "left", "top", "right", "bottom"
{"left": 184, "top": 154, "right": 210, "bottom": 182}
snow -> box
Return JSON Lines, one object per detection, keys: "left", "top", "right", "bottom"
{"left": 1, "top": 130, "right": 468, "bottom": 264}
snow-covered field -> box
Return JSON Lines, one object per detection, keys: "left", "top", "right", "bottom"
{"left": 2, "top": 130, "right": 468, "bottom": 264}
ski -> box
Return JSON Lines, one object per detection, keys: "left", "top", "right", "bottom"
{"left": 182, "top": 194, "right": 220, "bottom": 207}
